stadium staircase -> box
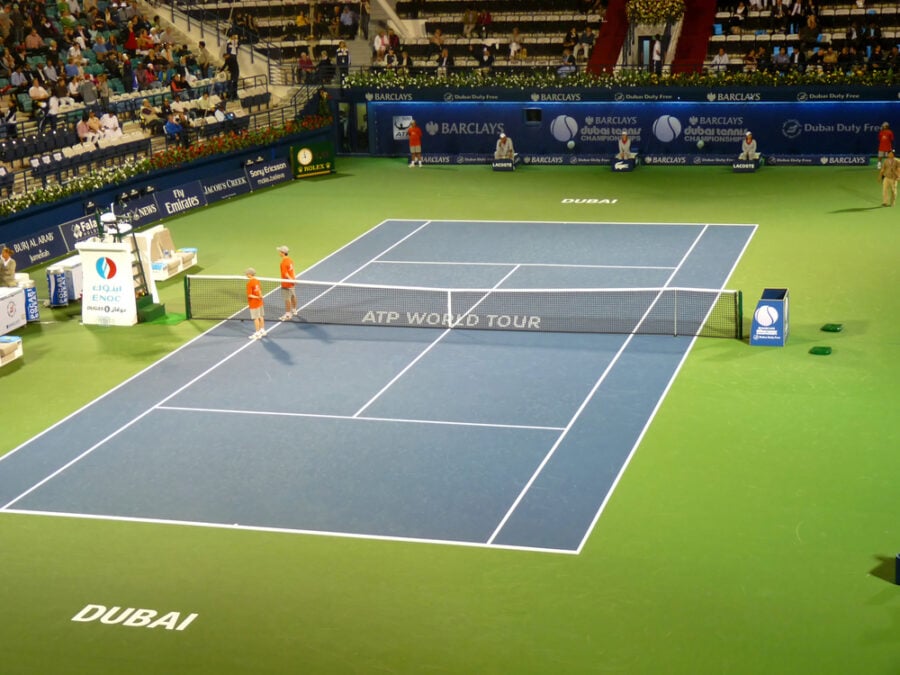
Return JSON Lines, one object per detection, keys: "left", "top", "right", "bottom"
{"left": 670, "top": 0, "right": 718, "bottom": 74}
{"left": 587, "top": 0, "right": 629, "bottom": 74}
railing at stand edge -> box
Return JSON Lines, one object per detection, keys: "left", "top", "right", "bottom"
{"left": 3, "top": 94, "right": 314, "bottom": 198}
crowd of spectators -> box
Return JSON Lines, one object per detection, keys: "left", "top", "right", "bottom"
{"left": 0, "top": 0, "right": 238, "bottom": 141}
{"left": 714, "top": 0, "right": 900, "bottom": 75}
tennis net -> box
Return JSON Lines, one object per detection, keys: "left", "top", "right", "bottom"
{"left": 184, "top": 275, "right": 743, "bottom": 338}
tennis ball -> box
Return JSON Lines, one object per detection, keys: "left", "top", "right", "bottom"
{"left": 754, "top": 305, "right": 779, "bottom": 327}
{"left": 696, "top": 139, "right": 705, "bottom": 149}
{"left": 550, "top": 115, "right": 579, "bottom": 142}
{"left": 652, "top": 115, "right": 682, "bottom": 143}
{"left": 567, "top": 140, "right": 575, "bottom": 150}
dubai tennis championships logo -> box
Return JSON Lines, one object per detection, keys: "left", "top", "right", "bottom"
{"left": 95, "top": 257, "right": 117, "bottom": 280}
{"left": 651, "top": 115, "right": 682, "bottom": 143}
{"left": 549, "top": 115, "right": 579, "bottom": 143}
{"left": 754, "top": 305, "right": 779, "bottom": 327}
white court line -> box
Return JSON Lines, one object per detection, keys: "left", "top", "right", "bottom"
{"left": 352, "top": 264, "right": 522, "bottom": 418}
{"left": 156, "top": 405, "right": 565, "bottom": 432}
{"left": 1, "top": 219, "right": 436, "bottom": 511}
{"left": 3, "top": 508, "right": 579, "bottom": 555}
{"left": 374, "top": 260, "right": 677, "bottom": 270}
{"left": 486, "top": 224, "right": 712, "bottom": 546}
{"left": 573, "top": 222, "right": 759, "bottom": 554}
{"left": 382, "top": 218, "right": 758, "bottom": 228}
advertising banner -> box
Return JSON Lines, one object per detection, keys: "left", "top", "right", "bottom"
{"left": 0, "top": 287, "right": 27, "bottom": 335}
{"left": 290, "top": 142, "right": 335, "bottom": 178}
{"left": 351, "top": 86, "right": 899, "bottom": 104}
{"left": 58, "top": 214, "right": 102, "bottom": 251}
{"left": 246, "top": 158, "right": 293, "bottom": 190}
{"left": 202, "top": 169, "right": 252, "bottom": 203}
{"left": 154, "top": 181, "right": 208, "bottom": 218}
{"left": 75, "top": 240, "right": 138, "bottom": 327}
{"left": 3, "top": 226, "right": 69, "bottom": 271}
{"left": 369, "top": 101, "right": 896, "bottom": 157}
{"left": 117, "top": 194, "right": 162, "bottom": 230}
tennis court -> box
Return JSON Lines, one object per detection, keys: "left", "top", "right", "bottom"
{"left": 0, "top": 219, "right": 754, "bottom": 553}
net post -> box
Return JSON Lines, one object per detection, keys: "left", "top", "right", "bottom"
{"left": 673, "top": 289, "right": 678, "bottom": 337}
{"left": 447, "top": 290, "right": 454, "bottom": 328}
{"left": 184, "top": 275, "right": 192, "bottom": 320}
{"left": 736, "top": 290, "right": 743, "bottom": 340}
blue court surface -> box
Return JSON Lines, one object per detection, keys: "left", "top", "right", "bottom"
{"left": 0, "top": 220, "right": 755, "bottom": 554}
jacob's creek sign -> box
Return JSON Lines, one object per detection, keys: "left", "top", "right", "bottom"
{"left": 72, "top": 604, "right": 198, "bottom": 631}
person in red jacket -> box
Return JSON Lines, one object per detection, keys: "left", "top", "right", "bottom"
{"left": 877, "top": 122, "right": 894, "bottom": 170}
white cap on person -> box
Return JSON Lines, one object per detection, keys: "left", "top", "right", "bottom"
{"left": 276, "top": 245, "right": 289, "bottom": 254}
{"left": 499, "top": 132, "right": 506, "bottom": 139}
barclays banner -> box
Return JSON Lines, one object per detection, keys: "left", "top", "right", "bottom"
{"left": 369, "top": 101, "right": 898, "bottom": 157}
{"left": 352, "top": 86, "right": 900, "bottom": 104}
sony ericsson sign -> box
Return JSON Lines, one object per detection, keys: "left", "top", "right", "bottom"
{"left": 245, "top": 158, "right": 292, "bottom": 191}
{"left": 370, "top": 101, "right": 895, "bottom": 157}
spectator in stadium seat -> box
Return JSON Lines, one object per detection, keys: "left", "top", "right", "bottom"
{"left": 462, "top": 6, "right": 477, "bottom": 38}
{"left": 730, "top": 1, "right": 747, "bottom": 33}
{"left": 739, "top": 131, "right": 759, "bottom": 161}
{"left": 314, "top": 50, "right": 335, "bottom": 84}
{"left": 140, "top": 98, "right": 164, "bottom": 133}
{"left": 557, "top": 48, "right": 577, "bottom": 78}
{"left": 28, "top": 78, "right": 50, "bottom": 107}
{"left": 24, "top": 27, "right": 43, "bottom": 52}
{"left": 476, "top": 9, "right": 493, "bottom": 39}
{"left": 509, "top": 27, "right": 523, "bottom": 60}
{"left": 339, "top": 5, "right": 357, "bottom": 39}
{"left": 10, "top": 65, "right": 29, "bottom": 92}
{"left": 574, "top": 26, "right": 596, "bottom": 62}
{"left": 428, "top": 28, "right": 444, "bottom": 59}
{"left": 711, "top": 47, "right": 730, "bottom": 73}
{"left": 100, "top": 109, "right": 123, "bottom": 138}
{"left": 478, "top": 46, "right": 494, "bottom": 75}
{"left": 436, "top": 48, "right": 454, "bottom": 77}
{"left": 76, "top": 112, "right": 93, "bottom": 142}
{"left": 372, "top": 29, "right": 388, "bottom": 63}
{"left": 563, "top": 26, "right": 578, "bottom": 52}
{"left": 798, "top": 14, "right": 819, "bottom": 57}
{"left": 297, "top": 51, "right": 315, "bottom": 83}
{"left": 164, "top": 112, "right": 189, "bottom": 147}
{"left": 3, "top": 96, "right": 17, "bottom": 138}
{"left": 360, "top": 0, "right": 370, "bottom": 40}
{"left": 769, "top": 0, "right": 788, "bottom": 34}
{"left": 396, "top": 49, "right": 412, "bottom": 73}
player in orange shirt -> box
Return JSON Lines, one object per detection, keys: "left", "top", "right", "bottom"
{"left": 407, "top": 119, "right": 423, "bottom": 167}
{"left": 245, "top": 267, "right": 266, "bottom": 339}
{"left": 277, "top": 245, "right": 297, "bottom": 320}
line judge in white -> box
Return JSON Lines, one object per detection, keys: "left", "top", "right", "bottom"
{"left": 494, "top": 132, "right": 516, "bottom": 161}
{"left": 617, "top": 132, "right": 635, "bottom": 160}
{"left": 739, "top": 131, "right": 759, "bottom": 160}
